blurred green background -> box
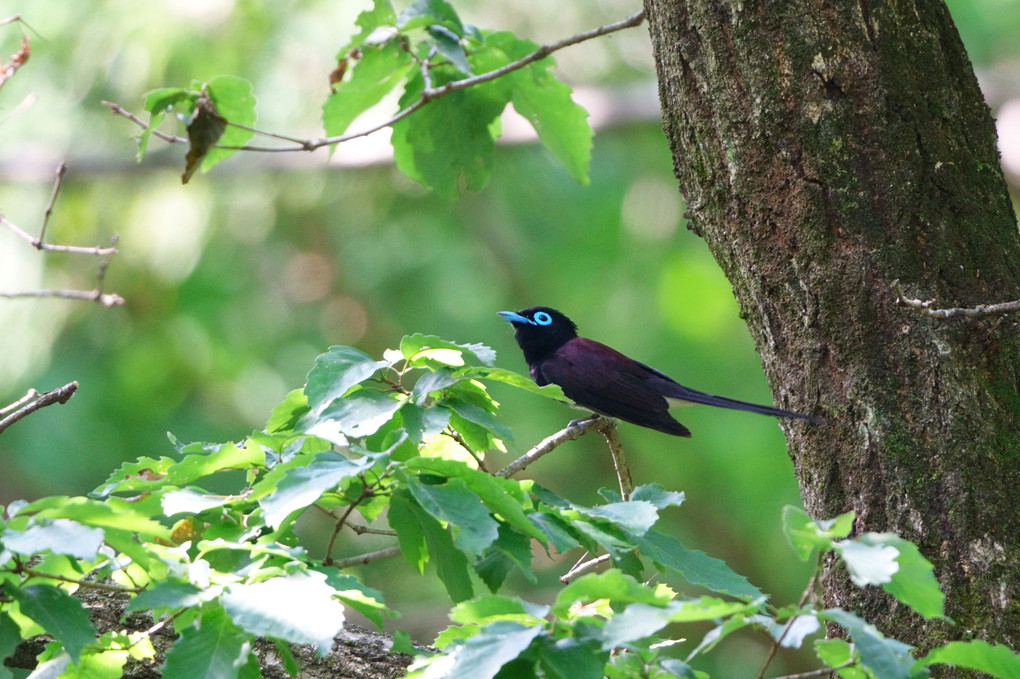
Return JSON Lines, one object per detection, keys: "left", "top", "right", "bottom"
{"left": 1, "top": 1, "right": 1017, "bottom": 675}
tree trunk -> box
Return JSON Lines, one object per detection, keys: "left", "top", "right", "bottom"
{"left": 643, "top": 0, "right": 1020, "bottom": 657}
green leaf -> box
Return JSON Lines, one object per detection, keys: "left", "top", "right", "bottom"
{"left": 221, "top": 572, "right": 345, "bottom": 653}
{"left": 603, "top": 598, "right": 756, "bottom": 651}
{"left": 307, "top": 390, "right": 404, "bottom": 439}
{"left": 259, "top": 451, "right": 375, "bottom": 528}
{"left": 6, "top": 584, "right": 96, "bottom": 663}
{"left": 475, "top": 523, "right": 536, "bottom": 592}
{"left": 163, "top": 606, "right": 252, "bottom": 679}
{"left": 391, "top": 69, "right": 509, "bottom": 199}
{"left": 835, "top": 539, "right": 899, "bottom": 586}
{"left": 340, "top": 0, "right": 397, "bottom": 52}
{"left": 637, "top": 529, "right": 764, "bottom": 601}
{"left": 411, "top": 621, "right": 542, "bottom": 679}
{"left": 462, "top": 366, "right": 569, "bottom": 402}
{"left": 814, "top": 638, "right": 855, "bottom": 668}
{"left": 266, "top": 389, "right": 309, "bottom": 433}
{"left": 408, "top": 458, "right": 544, "bottom": 541}
{"left": 2, "top": 518, "right": 104, "bottom": 560}
{"left": 537, "top": 637, "right": 605, "bottom": 679}
{"left": 428, "top": 24, "right": 471, "bottom": 75}
{"left": 324, "top": 42, "right": 414, "bottom": 138}
{"left": 127, "top": 580, "right": 207, "bottom": 613}
{"left": 401, "top": 334, "right": 497, "bottom": 367}
{"left": 824, "top": 608, "right": 916, "bottom": 679}
{"left": 305, "top": 346, "right": 389, "bottom": 414}
{"left": 858, "top": 533, "right": 946, "bottom": 620}
{"left": 551, "top": 570, "right": 670, "bottom": 618}
{"left": 316, "top": 569, "right": 392, "bottom": 630}
{"left": 408, "top": 476, "right": 500, "bottom": 555}
{"left": 390, "top": 488, "right": 474, "bottom": 601}
{"left": 0, "top": 611, "right": 23, "bottom": 671}
{"left": 389, "top": 489, "right": 429, "bottom": 574}
{"left": 400, "top": 402, "right": 452, "bottom": 442}
{"left": 449, "top": 595, "right": 548, "bottom": 625}
{"left": 412, "top": 367, "right": 462, "bottom": 403}
{"left": 918, "top": 640, "right": 1020, "bottom": 679}
{"left": 625, "top": 484, "right": 686, "bottom": 510}
{"left": 782, "top": 506, "right": 854, "bottom": 560}
{"left": 528, "top": 512, "right": 580, "bottom": 553}
{"left": 441, "top": 394, "right": 513, "bottom": 442}
{"left": 21, "top": 496, "right": 171, "bottom": 542}
{"left": 576, "top": 501, "right": 659, "bottom": 538}
{"left": 139, "top": 87, "right": 196, "bottom": 160}
{"left": 397, "top": 0, "right": 464, "bottom": 34}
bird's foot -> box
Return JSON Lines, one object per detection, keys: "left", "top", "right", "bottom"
{"left": 568, "top": 414, "right": 603, "bottom": 432}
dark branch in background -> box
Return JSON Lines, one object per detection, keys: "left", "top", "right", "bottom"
{"left": 103, "top": 9, "right": 647, "bottom": 154}
{"left": 0, "top": 163, "right": 124, "bottom": 306}
{"left": 0, "top": 382, "right": 78, "bottom": 434}
{"left": 891, "top": 279, "right": 1020, "bottom": 318}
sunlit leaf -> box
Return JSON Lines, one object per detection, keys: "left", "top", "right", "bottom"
{"left": 259, "top": 451, "right": 375, "bottom": 528}
{"left": 858, "top": 533, "right": 946, "bottom": 620}
{"left": 824, "top": 608, "right": 916, "bottom": 679}
{"left": 918, "top": 640, "right": 1020, "bottom": 678}
{"left": 305, "top": 346, "right": 389, "bottom": 414}
{"left": 782, "top": 506, "right": 854, "bottom": 561}
{"left": 2, "top": 518, "right": 104, "bottom": 560}
{"left": 637, "top": 529, "right": 764, "bottom": 601}
{"left": 324, "top": 42, "right": 413, "bottom": 138}
{"left": 221, "top": 572, "right": 345, "bottom": 653}
{"left": 409, "top": 621, "right": 541, "bottom": 679}
{"left": 408, "top": 476, "right": 499, "bottom": 556}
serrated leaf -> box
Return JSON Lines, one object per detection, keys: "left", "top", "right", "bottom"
{"left": 259, "top": 451, "right": 375, "bottom": 529}
{"left": 163, "top": 606, "right": 252, "bottom": 679}
{"left": 18, "top": 496, "right": 171, "bottom": 542}
{"left": 389, "top": 488, "right": 473, "bottom": 602}
{"left": 412, "top": 367, "right": 462, "bottom": 404}
{"left": 306, "top": 390, "right": 404, "bottom": 439}
{"left": 461, "top": 366, "right": 569, "bottom": 402}
{"left": 414, "top": 621, "right": 541, "bottom": 679}
{"left": 626, "top": 484, "right": 686, "bottom": 510}
{"left": 305, "top": 346, "right": 389, "bottom": 414}
{"left": 341, "top": 0, "right": 398, "bottom": 52}
{"left": 401, "top": 335, "right": 497, "bottom": 367}
{"left": 2, "top": 518, "right": 104, "bottom": 560}
{"left": 6, "top": 584, "right": 96, "bottom": 663}
{"left": 576, "top": 501, "right": 659, "bottom": 538}
{"left": 400, "top": 403, "right": 453, "bottom": 443}
{"left": 221, "top": 572, "right": 344, "bottom": 653}
{"left": 637, "top": 529, "right": 764, "bottom": 601}
{"left": 527, "top": 511, "right": 580, "bottom": 553}
{"left": 316, "top": 569, "right": 392, "bottom": 630}
{"left": 449, "top": 595, "right": 548, "bottom": 625}
{"left": 858, "top": 533, "right": 945, "bottom": 620}
{"left": 824, "top": 608, "right": 916, "bottom": 679}
{"left": 408, "top": 476, "right": 499, "bottom": 556}
{"left": 408, "top": 458, "right": 544, "bottom": 541}
{"left": 392, "top": 69, "right": 508, "bottom": 199}
{"left": 389, "top": 488, "right": 429, "bottom": 574}
{"left": 324, "top": 42, "right": 414, "bottom": 137}
{"left": 475, "top": 523, "right": 536, "bottom": 592}
{"left": 162, "top": 489, "right": 235, "bottom": 516}
{"left": 918, "top": 640, "right": 1020, "bottom": 678}
{"left": 782, "top": 506, "right": 854, "bottom": 561}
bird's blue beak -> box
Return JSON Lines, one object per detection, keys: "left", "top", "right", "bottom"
{"left": 498, "top": 311, "right": 533, "bottom": 325}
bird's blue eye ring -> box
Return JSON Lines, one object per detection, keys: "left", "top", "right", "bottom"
{"left": 533, "top": 312, "right": 552, "bottom": 326}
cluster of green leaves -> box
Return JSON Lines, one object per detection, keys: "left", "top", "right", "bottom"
{"left": 1, "top": 336, "right": 1018, "bottom": 679}
{"left": 134, "top": 0, "right": 592, "bottom": 197}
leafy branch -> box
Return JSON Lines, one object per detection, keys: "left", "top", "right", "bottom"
{"left": 102, "top": 1, "right": 645, "bottom": 195}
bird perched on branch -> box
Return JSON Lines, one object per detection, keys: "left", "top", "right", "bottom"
{"left": 499, "top": 306, "right": 818, "bottom": 437}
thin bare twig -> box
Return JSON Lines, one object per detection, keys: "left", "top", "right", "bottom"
{"left": 598, "top": 419, "right": 632, "bottom": 500}
{"left": 560, "top": 553, "right": 611, "bottom": 583}
{"left": 347, "top": 523, "right": 397, "bottom": 537}
{"left": 755, "top": 557, "right": 822, "bottom": 679}
{"left": 0, "top": 288, "right": 124, "bottom": 306}
{"left": 0, "top": 388, "right": 39, "bottom": 417}
{"left": 891, "top": 279, "right": 1020, "bottom": 319}
{"left": 0, "top": 381, "right": 78, "bottom": 434}
{"left": 0, "top": 214, "right": 118, "bottom": 255}
{"left": 37, "top": 161, "right": 67, "bottom": 245}
{"left": 333, "top": 546, "right": 402, "bottom": 570}
{"left": 444, "top": 427, "right": 489, "bottom": 473}
{"left": 771, "top": 662, "right": 854, "bottom": 679}
{"left": 104, "top": 9, "right": 647, "bottom": 154}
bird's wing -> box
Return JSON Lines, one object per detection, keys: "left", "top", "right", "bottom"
{"left": 538, "top": 338, "right": 692, "bottom": 437}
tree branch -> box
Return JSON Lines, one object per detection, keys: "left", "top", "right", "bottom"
{"left": 0, "top": 382, "right": 78, "bottom": 434}
{"left": 891, "top": 279, "right": 1020, "bottom": 318}
{"left": 103, "top": 9, "right": 647, "bottom": 154}
{"left": 496, "top": 415, "right": 604, "bottom": 478}
{"left": 333, "top": 546, "right": 402, "bottom": 570}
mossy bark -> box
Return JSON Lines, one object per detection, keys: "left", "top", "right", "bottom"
{"left": 644, "top": 0, "right": 1020, "bottom": 660}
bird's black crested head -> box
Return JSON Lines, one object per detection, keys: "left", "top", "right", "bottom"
{"left": 498, "top": 306, "right": 578, "bottom": 364}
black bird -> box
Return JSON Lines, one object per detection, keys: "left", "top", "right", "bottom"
{"left": 498, "top": 306, "right": 817, "bottom": 437}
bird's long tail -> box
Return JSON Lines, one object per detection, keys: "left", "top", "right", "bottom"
{"left": 665, "top": 386, "right": 820, "bottom": 422}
